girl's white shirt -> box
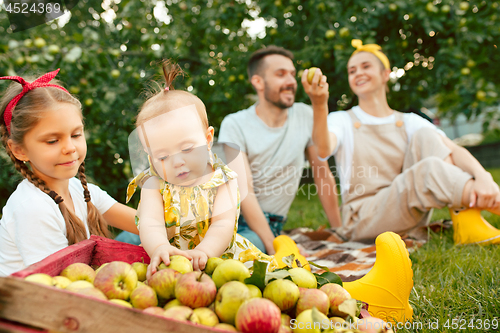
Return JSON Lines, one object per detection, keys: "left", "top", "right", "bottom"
{"left": 326, "top": 106, "right": 446, "bottom": 199}
{"left": 0, "top": 178, "right": 116, "bottom": 276}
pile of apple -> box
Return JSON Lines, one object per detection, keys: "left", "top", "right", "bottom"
{"left": 24, "top": 256, "right": 390, "bottom": 333}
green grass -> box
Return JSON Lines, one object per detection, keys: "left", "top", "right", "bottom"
{"left": 285, "top": 168, "right": 500, "bottom": 332}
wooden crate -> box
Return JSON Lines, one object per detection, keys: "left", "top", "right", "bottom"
{"left": 0, "top": 236, "right": 226, "bottom": 333}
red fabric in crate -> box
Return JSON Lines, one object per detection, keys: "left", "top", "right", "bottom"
{"left": 11, "top": 235, "right": 150, "bottom": 278}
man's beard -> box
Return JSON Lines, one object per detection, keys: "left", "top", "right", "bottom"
{"left": 263, "top": 84, "right": 296, "bottom": 109}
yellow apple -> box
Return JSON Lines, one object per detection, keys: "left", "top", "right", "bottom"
{"left": 24, "top": 273, "right": 54, "bottom": 286}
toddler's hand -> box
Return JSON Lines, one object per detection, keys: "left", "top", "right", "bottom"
{"left": 147, "top": 244, "right": 192, "bottom": 280}
{"left": 185, "top": 249, "right": 208, "bottom": 271}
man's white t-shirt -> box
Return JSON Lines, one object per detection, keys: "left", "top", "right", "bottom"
{"left": 0, "top": 178, "right": 116, "bottom": 276}
{"left": 218, "top": 102, "right": 314, "bottom": 217}
{"left": 327, "top": 106, "right": 446, "bottom": 200}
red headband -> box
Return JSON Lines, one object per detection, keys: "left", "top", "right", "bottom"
{"left": 0, "top": 69, "right": 69, "bottom": 134}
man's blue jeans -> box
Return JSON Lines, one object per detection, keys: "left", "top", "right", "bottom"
{"left": 237, "top": 213, "right": 286, "bottom": 254}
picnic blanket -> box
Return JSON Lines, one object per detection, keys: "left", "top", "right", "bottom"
{"left": 283, "top": 220, "right": 451, "bottom": 282}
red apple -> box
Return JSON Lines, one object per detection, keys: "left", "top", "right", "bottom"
{"left": 296, "top": 287, "right": 330, "bottom": 316}
{"left": 163, "top": 305, "right": 200, "bottom": 323}
{"left": 235, "top": 298, "right": 281, "bottom": 333}
{"left": 73, "top": 287, "right": 108, "bottom": 301}
{"left": 147, "top": 268, "right": 179, "bottom": 301}
{"left": 130, "top": 284, "right": 158, "bottom": 309}
{"left": 319, "top": 283, "right": 351, "bottom": 317}
{"left": 93, "top": 261, "right": 138, "bottom": 300}
{"left": 175, "top": 271, "right": 217, "bottom": 308}
{"left": 143, "top": 306, "right": 166, "bottom": 317}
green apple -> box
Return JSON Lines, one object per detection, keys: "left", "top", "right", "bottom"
{"left": 130, "top": 284, "right": 158, "bottom": 309}
{"left": 14, "top": 56, "right": 25, "bottom": 66}
{"left": 461, "top": 67, "right": 471, "bottom": 75}
{"left": 60, "top": 262, "right": 96, "bottom": 283}
{"left": 289, "top": 267, "right": 317, "bottom": 288}
{"left": 426, "top": 2, "right": 437, "bottom": 12}
{"left": 389, "top": 3, "right": 397, "bottom": 11}
{"left": 34, "top": 37, "right": 46, "bottom": 48}
{"left": 459, "top": 1, "right": 469, "bottom": 11}
{"left": 263, "top": 279, "right": 300, "bottom": 311}
{"left": 109, "top": 299, "right": 133, "bottom": 308}
{"left": 24, "top": 273, "right": 54, "bottom": 286}
{"left": 246, "top": 284, "right": 262, "bottom": 298}
{"left": 74, "top": 287, "right": 108, "bottom": 301}
{"left": 66, "top": 280, "right": 94, "bottom": 292}
{"left": 466, "top": 59, "right": 476, "bottom": 67}
{"left": 307, "top": 67, "right": 318, "bottom": 84}
{"left": 163, "top": 298, "right": 182, "bottom": 310}
{"left": 212, "top": 259, "right": 251, "bottom": 289}
{"left": 84, "top": 98, "right": 94, "bottom": 107}
{"left": 148, "top": 268, "right": 179, "bottom": 301}
{"left": 69, "top": 86, "right": 80, "bottom": 94}
{"left": 325, "top": 30, "right": 336, "bottom": 39}
{"left": 23, "top": 39, "right": 33, "bottom": 47}
{"left": 319, "top": 283, "right": 351, "bottom": 317}
{"left": 205, "top": 257, "right": 224, "bottom": 275}
{"left": 441, "top": 4, "right": 451, "bottom": 13}
{"left": 476, "top": 90, "right": 487, "bottom": 101}
{"left": 52, "top": 276, "right": 72, "bottom": 289}
{"left": 111, "top": 69, "right": 121, "bottom": 79}
{"left": 339, "top": 27, "right": 350, "bottom": 38}
{"left": 193, "top": 307, "right": 219, "bottom": 327}
{"left": 166, "top": 255, "right": 193, "bottom": 274}
{"left": 131, "top": 262, "right": 148, "bottom": 282}
{"left": 93, "top": 261, "right": 138, "bottom": 300}
{"left": 213, "top": 323, "right": 238, "bottom": 331}
{"left": 47, "top": 45, "right": 60, "bottom": 54}
{"left": 175, "top": 271, "right": 217, "bottom": 308}
{"left": 215, "top": 281, "right": 250, "bottom": 325}
{"left": 163, "top": 305, "right": 200, "bottom": 323}
{"left": 292, "top": 308, "right": 329, "bottom": 333}
{"left": 295, "top": 288, "right": 330, "bottom": 316}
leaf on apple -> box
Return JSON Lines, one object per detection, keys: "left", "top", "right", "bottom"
{"left": 243, "top": 260, "right": 268, "bottom": 290}
{"left": 281, "top": 254, "right": 295, "bottom": 268}
{"left": 314, "top": 271, "right": 343, "bottom": 288}
{"left": 311, "top": 307, "right": 326, "bottom": 329}
{"left": 338, "top": 298, "right": 359, "bottom": 321}
{"left": 264, "top": 269, "right": 292, "bottom": 285}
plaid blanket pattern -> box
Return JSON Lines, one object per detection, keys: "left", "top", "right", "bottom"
{"left": 283, "top": 225, "right": 435, "bottom": 282}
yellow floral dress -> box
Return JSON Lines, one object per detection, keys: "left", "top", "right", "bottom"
{"left": 126, "top": 155, "right": 277, "bottom": 270}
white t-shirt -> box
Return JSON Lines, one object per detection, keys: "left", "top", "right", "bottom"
{"left": 0, "top": 178, "right": 116, "bottom": 276}
{"left": 218, "top": 103, "right": 314, "bottom": 217}
{"left": 327, "top": 106, "right": 446, "bottom": 199}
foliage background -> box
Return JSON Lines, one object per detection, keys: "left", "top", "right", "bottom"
{"left": 1, "top": 0, "right": 499, "bottom": 210}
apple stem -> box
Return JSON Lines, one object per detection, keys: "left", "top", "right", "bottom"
{"left": 296, "top": 259, "right": 303, "bottom": 268}
{"left": 197, "top": 272, "right": 204, "bottom": 282}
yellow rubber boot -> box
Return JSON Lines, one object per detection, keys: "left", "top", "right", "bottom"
{"left": 273, "top": 235, "right": 310, "bottom": 271}
{"left": 343, "top": 232, "right": 413, "bottom": 324}
{"left": 450, "top": 208, "right": 500, "bottom": 245}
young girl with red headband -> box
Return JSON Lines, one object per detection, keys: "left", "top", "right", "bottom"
{"left": 0, "top": 70, "right": 137, "bottom": 276}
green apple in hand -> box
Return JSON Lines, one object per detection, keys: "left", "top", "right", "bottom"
{"left": 164, "top": 255, "right": 193, "bottom": 274}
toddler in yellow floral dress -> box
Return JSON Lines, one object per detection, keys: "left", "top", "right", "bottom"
{"left": 126, "top": 61, "right": 276, "bottom": 278}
